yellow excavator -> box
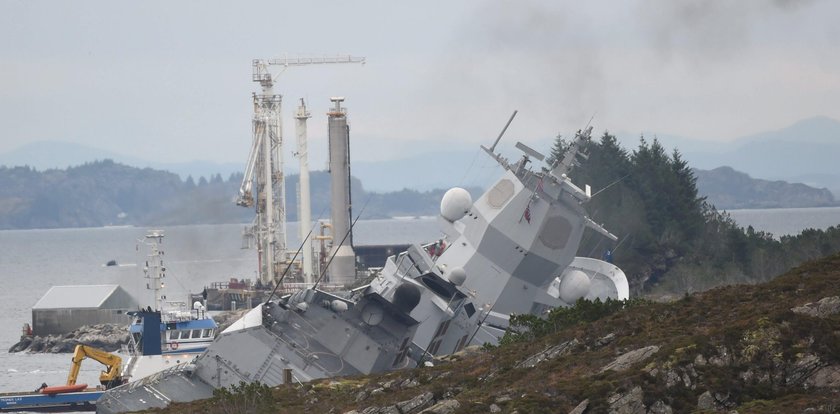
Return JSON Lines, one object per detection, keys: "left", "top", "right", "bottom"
{"left": 67, "top": 344, "right": 124, "bottom": 389}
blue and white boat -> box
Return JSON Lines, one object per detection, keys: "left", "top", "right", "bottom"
{"left": 127, "top": 306, "right": 217, "bottom": 355}
{"left": 120, "top": 230, "right": 218, "bottom": 383}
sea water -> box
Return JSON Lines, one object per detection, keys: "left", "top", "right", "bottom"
{"left": 726, "top": 206, "right": 840, "bottom": 237}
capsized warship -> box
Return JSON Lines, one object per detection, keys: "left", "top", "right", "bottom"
{"left": 96, "top": 121, "right": 628, "bottom": 414}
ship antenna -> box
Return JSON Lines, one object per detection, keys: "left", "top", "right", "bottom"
{"left": 265, "top": 205, "right": 329, "bottom": 304}
{"left": 312, "top": 195, "right": 371, "bottom": 290}
{"left": 590, "top": 174, "right": 630, "bottom": 198}
{"left": 489, "top": 110, "right": 518, "bottom": 153}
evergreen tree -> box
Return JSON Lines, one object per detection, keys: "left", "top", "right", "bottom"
{"left": 546, "top": 133, "right": 568, "bottom": 166}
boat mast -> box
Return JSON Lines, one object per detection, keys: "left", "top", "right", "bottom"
{"left": 141, "top": 230, "right": 166, "bottom": 311}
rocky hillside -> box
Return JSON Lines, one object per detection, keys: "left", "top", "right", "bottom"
{"left": 150, "top": 252, "right": 840, "bottom": 414}
{"left": 695, "top": 166, "right": 837, "bottom": 209}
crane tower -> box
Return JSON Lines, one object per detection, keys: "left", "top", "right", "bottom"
{"left": 236, "top": 56, "right": 365, "bottom": 287}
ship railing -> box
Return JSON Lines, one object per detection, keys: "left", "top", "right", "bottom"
{"left": 159, "top": 308, "right": 208, "bottom": 323}
{"left": 394, "top": 251, "right": 422, "bottom": 280}
{"left": 276, "top": 282, "right": 343, "bottom": 294}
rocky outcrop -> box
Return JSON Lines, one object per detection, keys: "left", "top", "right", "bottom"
{"left": 607, "top": 386, "right": 645, "bottom": 414}
{"left": 517, "top": 338, "right": 580, "bottom": 368}
{"left": 348, "top": 392, "right": 458, "bottom": 414}
{"left": 419, "top": 400, "right": 459, "bottom": 414}
{"left": 791, "top": 296, "right": 840, "bottom": 318}
{"left": 8, "top": 323, "right": 128, "bottom": 353}
{"left": 601, "top": 346, "right": 660, "bottom": 373}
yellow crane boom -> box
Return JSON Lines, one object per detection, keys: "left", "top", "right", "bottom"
{"left": 67, "top": 344, "right": 123, "bottom": 389}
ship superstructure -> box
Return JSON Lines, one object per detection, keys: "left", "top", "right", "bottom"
{"left": 368, "top": 124, "right": 629, "bottom": 358}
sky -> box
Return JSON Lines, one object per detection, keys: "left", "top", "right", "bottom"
{"left": 2, "top": 0, "right": 839, "bottom": 168}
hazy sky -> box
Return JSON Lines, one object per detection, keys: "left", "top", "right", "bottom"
{"left": 2, "top": 0, "right": 839, "bottom": 167}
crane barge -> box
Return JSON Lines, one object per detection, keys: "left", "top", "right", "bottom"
{"left": 0, "top": 345, "right": 122, "bottom": 412}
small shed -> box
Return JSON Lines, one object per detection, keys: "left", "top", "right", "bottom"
{"left": 32, "top": 285, "right": 138, "bottom": 336}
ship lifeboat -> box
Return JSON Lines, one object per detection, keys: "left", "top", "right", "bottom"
{"left": 40, "top": 384, "right": 88, "bottom": 394}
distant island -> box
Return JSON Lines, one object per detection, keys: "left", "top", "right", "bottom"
{"left": 0, "top": 160, "right": 480, "bottom": 230}
{"left": 694, "top": 166, "right": 838, "bottom": 209}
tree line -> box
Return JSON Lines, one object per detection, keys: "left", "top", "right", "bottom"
{"left": 550, "top": 132, "right": 840, "bottom": 295}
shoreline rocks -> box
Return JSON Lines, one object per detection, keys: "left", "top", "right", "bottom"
{"left": 8, "top": 323, "right": 129, "bottom": 353}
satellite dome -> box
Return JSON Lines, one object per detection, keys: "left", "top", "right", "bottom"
{"left": 393, "top": 283, "right": 422, "bottom": 313}
{"left": 331, "top": 300, "right": 349, "bottom": 313}
{"left": 440, "top": 187, "right": 472, "bottom": 222}
{"left": 447, "top": 267, "right": 467, "bottom": 286}
{"left": 558, "top": 269, "right": 591, "bottom": 304}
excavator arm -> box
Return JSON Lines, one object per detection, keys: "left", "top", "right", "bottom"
{"left": 67, "top": 344, "right": 123, "bottom": 389}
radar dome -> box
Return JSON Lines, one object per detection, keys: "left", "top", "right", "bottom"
{"left": 331, "top": 300, "right": 349, "bottom": 313}
{"left": 440, "top": 187, "right": 472, "bottom": 222}
{"left": 558, "top": 269, "right": 591, "bottom": 304}
{"left": 393, "top": 283, "right": 422, "bottom": 313}
{"left": 447, "top": 267, "right": 467, "bottom": 286}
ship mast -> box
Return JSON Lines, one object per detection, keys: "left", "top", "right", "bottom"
{"left": 141, "top": 230, "right": 166, "bottom": 311}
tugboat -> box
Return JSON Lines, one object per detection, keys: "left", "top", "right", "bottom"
{"left": 97, "top": 118, "right": 629, "bottom": 414}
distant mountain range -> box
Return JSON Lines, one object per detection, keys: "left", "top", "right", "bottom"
{"left": 694, "top": 166, "right": 837, "bottom": 209}
{"left": 0, "top": 161, "right": 481, "bottom": 230}
{"left": 2, "top": 116, "right": 839, "bottom": 196}
{"left": 0, "top": 141, "right": 244, "bottom": 184}
{"left": 638, "top": 116, "right": 840, "bottom": 198}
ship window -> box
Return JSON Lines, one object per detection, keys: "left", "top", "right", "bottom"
{"left": 202, "top": 329, "right": 212, "bottom": 338}
{"left": 433, "top": 320, "right": 451, "bottom": 338}
{"left": 191, "top": 329, "right": 201, "bottom": 339}
{"left": 168, "top": 331, "right": 178, "bottom": 340}
{"left": 464, "top": 303, "right": 476, "bottom": 318}
{"left": 392, "top": 337, "right": 410, "bottom": 367}
{"left": 454, "top": 335, "right": 469, "bottom": 353}
{"left": 179, "top": 330, "right": 190, "bottom": 340}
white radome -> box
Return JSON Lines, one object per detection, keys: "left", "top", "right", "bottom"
{"left": 558, "top": 269, "right": 591, "bottom": 304}
{"left": 331, "top": 300, "right": 349, "bottom": 313}
{"left": 447, "top": 267, "right": 467, "bottom": 286}
{"left": 440, "top": 187, "right": 472, "bottom": 222}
